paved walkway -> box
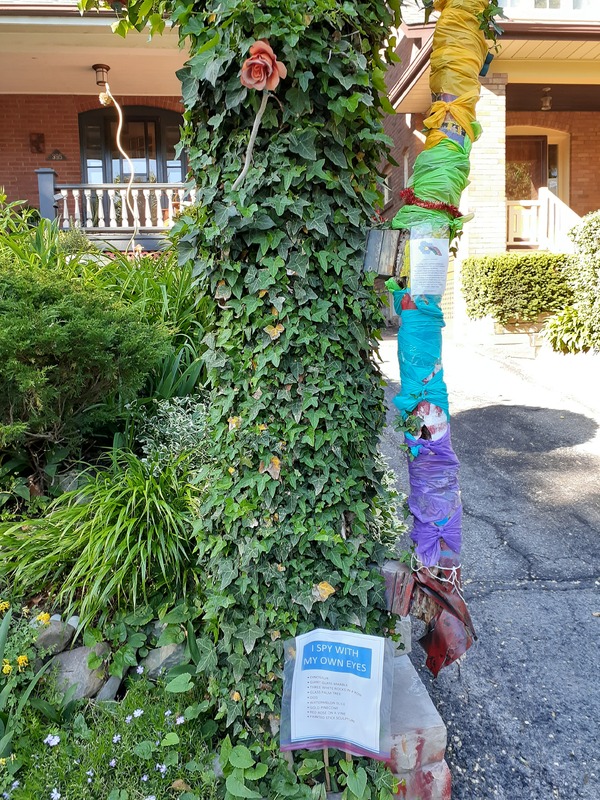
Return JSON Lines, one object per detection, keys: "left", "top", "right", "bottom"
{"left": 379, "top": 330, "right": 600, "bottom": 800}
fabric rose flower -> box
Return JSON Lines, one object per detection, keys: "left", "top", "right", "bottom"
{"left": 240, "top": 40, "right": 287, "bottom": 91}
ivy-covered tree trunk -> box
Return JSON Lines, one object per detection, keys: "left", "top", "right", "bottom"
{"left": 83, "top": 0, "right": 403, "bottom": 789}
{"left": 174, "top": 0, "right": 401, "bottom": 730}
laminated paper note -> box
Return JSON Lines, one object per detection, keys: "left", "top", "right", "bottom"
{"left": 280, "top": 628, "right": 393, "bottom": 758}
{"left": 409, "top": 237, "right": 450, "bottom": 296}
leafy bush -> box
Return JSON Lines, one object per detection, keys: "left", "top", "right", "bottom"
{"left": 72, "top": 250, "right": 216, "bottom": 401}
{"left": 461, "top": 252, "right": 572, "bottom": 324}
{"left": 554, "top": 210, "right": 600, "bottom": 352}
{"left": 0, "top": 450, "right": 202, "bottom": 625}
{"left": 544, "top": 305, "right": 593, "bottom": 354}
{"left": 0, "top": 265, "right": 170, "bottom": 463}
{"left": 136, "top": 396, "right": 211, "bottom": 471}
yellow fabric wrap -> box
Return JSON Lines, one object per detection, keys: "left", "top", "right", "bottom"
{"left": 429, "top": 0, "right": 488, "bottom": 100}
{"left": 423, "top": 90, "right": 480, "bottom": 148}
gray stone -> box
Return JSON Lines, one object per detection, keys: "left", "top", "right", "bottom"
{"left": 50, "top": 613, "right": 62, "bottom": 622}
{"left": 393, "top": 615, "right": 412, "bottom": 656}
{"left": 96, "top": 675, "right": 122, "bottom": 701}
{"left": 140, "top": 643, "right": 185, "bottom": 680}
{"left": 34, "top": 620, "right": 76, "bottom": 655}
{"left": 66, "top": 615, "right": 80, "bottom": 630}
{"left": 50, "top": 642, "right": 110, "bottom": 700}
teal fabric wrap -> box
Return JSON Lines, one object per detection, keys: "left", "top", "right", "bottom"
{"left": 391, "top": 289, "right": 449, "bottom": 418}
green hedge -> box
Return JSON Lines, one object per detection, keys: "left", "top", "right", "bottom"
{"left": 461, "top": 252, "right": 573, "bottom": 324}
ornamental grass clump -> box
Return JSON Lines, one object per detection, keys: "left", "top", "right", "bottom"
{"left": 0, "top": 450, "right": 202, "bottom": 626}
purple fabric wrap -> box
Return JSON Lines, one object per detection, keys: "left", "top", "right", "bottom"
{"left": 411, "top": 506, "right": 462, "bottom": 567}
{"left": 406, "top": 426, "right": 461, "bottom": 522}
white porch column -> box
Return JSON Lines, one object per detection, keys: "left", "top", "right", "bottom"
{"left": 467, "top": 73, "right": 508, "bottom": 257}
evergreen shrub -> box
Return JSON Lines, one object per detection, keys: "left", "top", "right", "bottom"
{"left": 0, "top": 265, "right": 170, "bottom": 458}
{"left": 461, "top": 252, "right": 572, "bottom": 324}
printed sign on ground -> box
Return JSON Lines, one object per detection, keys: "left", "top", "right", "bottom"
{"left": 280, "top": 628, "right": 393, "bottom": 759}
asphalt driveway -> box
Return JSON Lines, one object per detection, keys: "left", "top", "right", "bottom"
{"left": 379, "top": 329, "right": 600, "bottom": 800}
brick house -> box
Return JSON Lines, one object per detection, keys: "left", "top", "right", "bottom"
{"left": 383, "top": 0, "right": 600, "bottom": 328}
{"left": 0, "top": 0, "right": 187, "bottom": 247}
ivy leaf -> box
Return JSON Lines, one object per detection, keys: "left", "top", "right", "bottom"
{"left": 161, "top": 732, "right": 180, "bottom": 747}
{"left": 289, "top": 130, "right": 317, "bottom": 161}
{"left": 235, "top": 623, "right": 264, "bottom": 654}
{"left": 263, "top": 324, "right": 284, "bottom": 341}
{"left": 227, "top": 652, "right": 249, "bottom": 683}
{"left": 194, "top": 637, "right": 218, "bottom": 673}
{"left": 324, "top": 145, "right": 348, "bottom": 169}
{"left": 219, "top": 558, "right": 239, "bottom": 590}
{"left": 225, "top": 775, "right": 262, "bottom": 799}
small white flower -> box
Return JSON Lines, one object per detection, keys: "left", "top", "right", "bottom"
{"left": 50, "top": 790, "right": 61, "bottom": 800}
{"left": 164, "top": 709, "right": 172, "bottom": 717}
{"left": 125, "top": 715, "right": 133, "bottom": 724}
{"left": 44, "top": 734, "right": 60, "bottom": 747}
{"left": 136, "top": 665, "right": 144, "bottom": 674}
{"left": 109, "top": 758, "right": 117, "bottom": 767}
{"left": 175, "top": 715, "right": 185, "bottom": 725}
{"left": 113, "top": 733, "right": 121, "bottom": 743}
{"left": 133, "top": 708, "right": 144, "bottom": 718}
{"left": 141, "top": 774, "right": 149, "bottom": 782}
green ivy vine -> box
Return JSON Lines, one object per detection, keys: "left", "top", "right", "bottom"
{"left": 81, "top": 1, "right": 406, "bottom": 796}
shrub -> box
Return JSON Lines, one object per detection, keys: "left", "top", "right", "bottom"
{"left": 544, "top": 305, "right": 593, "bottom": 354}
{"left": 461, "top": 252, "right": 573, "bottom": 324}
{"left": 555, "top": 210, "right": 600, "bottom": 352}
{"left": 136, "top": 396, "right": 211, "bottom": 471}
{"left": 0, "top": 450, "right": 202, "bottom": 625}
{"left": 73, "top": 250, "right": 216, "bottom": 400}
{"left": 0, "top": 265, "right": 170, "bottom": 462}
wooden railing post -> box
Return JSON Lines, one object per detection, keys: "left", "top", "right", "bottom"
{"left": 35, "top": 168, "right": 58, "bottom": 220}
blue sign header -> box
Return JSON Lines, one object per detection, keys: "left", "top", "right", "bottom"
{"left": 300, "top": 640, "right": 372, "bottom": 679}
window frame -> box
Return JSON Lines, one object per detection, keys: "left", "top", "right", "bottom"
{"left": 78, "top": 105, "right": 186, "bottom": 185}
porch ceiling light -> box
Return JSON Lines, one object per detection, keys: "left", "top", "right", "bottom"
{"left": 93, "top": 64, "right": 111, "bottom": 87}
{"left": 541, "top": 87, "right": 552, "bottom": 112}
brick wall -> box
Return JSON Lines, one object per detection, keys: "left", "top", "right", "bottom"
{"left": 0, "top": 94, "right": 183, "bottom": 208}
{"left": 506, "top": 110, "right": 600, "bottom": 217}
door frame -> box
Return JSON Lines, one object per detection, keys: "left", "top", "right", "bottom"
{"left": 506, "top": 125, "right": 570, "bottom": 205}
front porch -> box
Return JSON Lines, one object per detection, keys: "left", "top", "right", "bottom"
{"left": 36, "top": 168, "right": 194, "bottom": 250}
{"left": 506, "top": 187, "right": 581, "bottom": 253}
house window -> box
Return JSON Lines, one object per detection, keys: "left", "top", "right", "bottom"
{"left": 79, "top": 106, "right": 186, "bottom": 185}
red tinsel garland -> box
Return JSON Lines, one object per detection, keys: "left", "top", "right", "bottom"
{"left": 399, "top": 188, "right": 462, "bottom": 219}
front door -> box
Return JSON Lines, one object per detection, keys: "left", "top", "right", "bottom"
{"left": 506, "top": 136, "right": 547, "bottom": 201}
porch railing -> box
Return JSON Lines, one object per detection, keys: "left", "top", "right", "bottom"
{"left": 36, "top": 168, "right": 196, "bottom": 232}
{"left": 506, "top": 188, "right": 581, "bottom": 253}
